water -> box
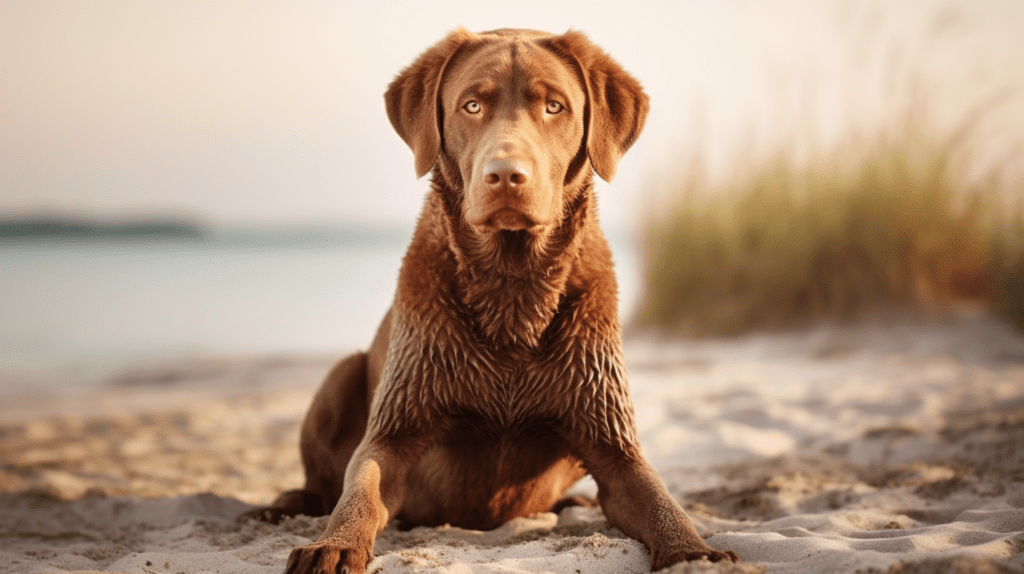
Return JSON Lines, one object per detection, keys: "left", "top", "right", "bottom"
{"left": 0, "top": 226, "right": 640, "bottom": 391}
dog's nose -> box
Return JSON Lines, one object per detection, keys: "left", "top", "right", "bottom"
{"left": 483, "top": 159, "right": 530, "bottom": 189}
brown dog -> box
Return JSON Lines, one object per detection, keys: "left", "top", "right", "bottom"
{"left": 248, "top": 28, "right": 739, "bottom": 573}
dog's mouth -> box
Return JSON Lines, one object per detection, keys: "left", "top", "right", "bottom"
{"left": 473, "top": 208, "right": 537, "bottom": 233}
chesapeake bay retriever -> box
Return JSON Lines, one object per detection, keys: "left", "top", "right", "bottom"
{"left": 247, "top": 28, "right": 739, "bottom": 573}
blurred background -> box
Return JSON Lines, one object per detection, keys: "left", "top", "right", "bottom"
{"left": 2, "top": 1, "right": 1023, "bottom": 392}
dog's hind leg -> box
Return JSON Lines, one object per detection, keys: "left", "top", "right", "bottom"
{"left": 238, "top": 489, "right": 325, "bottom": 524}
{"left": 239, "top": 352, "right": 371, "bottom": 524}
{"left": 549, "top": 494, "right": 598, "bottom": 514}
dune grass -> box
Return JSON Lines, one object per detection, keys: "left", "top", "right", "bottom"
{"left": 636, "top": 122, "right": 1023, "bottom": 337}
{"left": 992, "top": 212, "right": 1024, "bottom": 330}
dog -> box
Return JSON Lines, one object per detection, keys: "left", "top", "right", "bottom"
{"left": 245, "top": 28, "right": 739, "bottom": 573}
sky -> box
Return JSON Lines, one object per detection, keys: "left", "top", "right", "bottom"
{"left": 2, "top": 1, "right": 1022, "bottom": 231}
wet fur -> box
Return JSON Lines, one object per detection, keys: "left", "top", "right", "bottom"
{"left": 243, "top": 28, "right": 739, "bottom": 573}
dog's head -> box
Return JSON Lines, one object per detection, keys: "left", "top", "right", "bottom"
{"left": 385, "top": 28, "right": 648, "bottom": 236}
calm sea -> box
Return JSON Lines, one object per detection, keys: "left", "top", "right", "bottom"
{"left": 0, "top": 225, "right": 640, "bottom": 391}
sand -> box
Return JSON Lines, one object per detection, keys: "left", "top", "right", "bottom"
{"left": 2, "top": 314, "right": 1023, "bottom": 574}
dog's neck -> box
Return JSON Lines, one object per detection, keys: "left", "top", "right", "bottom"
{"left": 431, "top": 178, "right": 592, "bottom": 350}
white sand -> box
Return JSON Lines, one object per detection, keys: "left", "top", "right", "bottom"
{"left": 2, "top": 314, "right": 1023, "bottom": 574}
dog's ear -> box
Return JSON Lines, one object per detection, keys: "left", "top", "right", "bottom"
{"left": 385, "top": 28, "right": 477, "bottom": 179}
{"left": 546, "top": 31, "right": 649, "bottom": 182}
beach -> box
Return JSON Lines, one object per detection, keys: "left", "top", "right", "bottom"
{"left": 4, "top": 1, "right": 1024, "bottom": 572}
{"left": 2, "top": 314, "right": 1023, "bottom": 574}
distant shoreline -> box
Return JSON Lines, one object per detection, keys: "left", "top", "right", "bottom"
{"left": 0, "top": 218, "right": 208, "bottom": 240}
{"left": 0, "top": 217, "right": 413, "bottom": 247}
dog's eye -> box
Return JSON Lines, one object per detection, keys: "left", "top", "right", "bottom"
{"left": 464, "top": 101, "right": 481, "bottom": 114}
{"left": 546, "top": 101, "right": 563, "bottom": 114}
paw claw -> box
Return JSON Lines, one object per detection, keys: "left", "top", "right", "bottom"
{"left": 282, "top": 543, "right": 369, "bottom": 574}
{"left": 652, "top": 546, "right": 741, "bottom": 570}
{"left": 285, "top": 549, "right": 299, "bottom": 574}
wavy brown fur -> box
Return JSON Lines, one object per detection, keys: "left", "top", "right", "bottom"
{"left": 242, "top": 28, "right": 740, "bottom": 574}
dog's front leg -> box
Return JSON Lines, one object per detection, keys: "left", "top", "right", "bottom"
{"left": 284, "top": 438, "right": 415, "bottom": 574}
{"left": 582, "top": 446, "right": 740, "bottom": 569}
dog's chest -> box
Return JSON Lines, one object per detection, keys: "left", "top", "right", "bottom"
{"left": 388, "top": 330, "right": 577, "bottom": 426}
{"left": 441, "top": 345, "right": 560, "bottom": 427}
{"left": 377, "top": 292, "right": 626, "bottom": 440}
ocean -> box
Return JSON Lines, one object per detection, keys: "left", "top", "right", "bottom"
{"left": 0, "top": 225, "right": 640, "bottom": 391}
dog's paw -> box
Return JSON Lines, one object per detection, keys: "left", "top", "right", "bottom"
{"left": 698, "top": 548, "right": 740, "bottom": 563}
{"left": 237, "top": 506, "right": 288, "bottom": 525}
{"left": 652, "top": 546, "right": 740, "bottom": 571}
{"left": 284, "top": 542, "right": 372, "bottom": 574}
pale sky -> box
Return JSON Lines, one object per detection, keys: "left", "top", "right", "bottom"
{"left": 2, "top": 1, "right": 1022, "bottom": 230}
